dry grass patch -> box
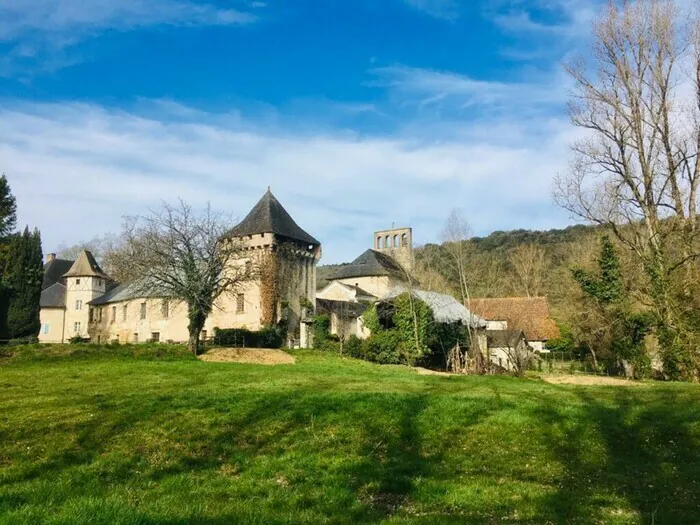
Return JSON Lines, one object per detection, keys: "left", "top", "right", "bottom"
{"left": 199, "top": 347, "right": 295, "bottom": 365}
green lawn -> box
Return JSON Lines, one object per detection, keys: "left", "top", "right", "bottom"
{"left": 1, "top": 345, "right": 699, "bottom": 524}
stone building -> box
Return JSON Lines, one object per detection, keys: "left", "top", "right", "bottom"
{"left": 38, "top": 189, "right": 321, "bottom": 346}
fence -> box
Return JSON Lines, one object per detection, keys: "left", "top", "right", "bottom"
{"left": 534, "top": 351, "right": 616, "bottom": 376}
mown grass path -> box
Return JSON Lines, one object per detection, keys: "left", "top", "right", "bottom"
{"left": 1, "top": 346, "right": 699, "bottom": 524}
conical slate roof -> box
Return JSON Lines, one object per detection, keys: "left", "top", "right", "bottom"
{"left": 330, "top": 249, "right": 404, "bottom": 280}
{"left": 226, "top": 189, "right": 320, "bottom": 246}
{"left": 63, "top": 250, "right": 110, "bottom": 279}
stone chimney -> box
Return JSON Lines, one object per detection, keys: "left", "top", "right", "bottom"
{"left": 46, "top": 253, "right": 56, "bottom": 263}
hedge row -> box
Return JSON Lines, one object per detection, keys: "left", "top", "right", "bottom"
{"left": 212, "top": 327, "right": 284, "bottom": 349}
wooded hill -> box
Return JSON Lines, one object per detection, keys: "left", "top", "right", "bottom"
{"left": 318, "top": 222, "right": 605, "bottom": 326}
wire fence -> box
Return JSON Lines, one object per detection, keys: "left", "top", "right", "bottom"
{"left": 533, "top": 351, "right": 615, "bottom": 376}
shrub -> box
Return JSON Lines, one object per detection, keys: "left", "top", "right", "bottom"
{"left": 69, "top": 336, "right": 90, "bottom": 344}
{"left": 361, "top": 330, "right": 403, "bottom": 365}
{"left": 6, "top": 336, "right": 39, "bottom": 347}
{"left": 345, "top": 335, "right": 363, "bottom": 358}
{"left": 313, "top": 315, "right": 331, "bottom": 349}
{"left": 212, "top": 327, "right": 284, "bottom": 349}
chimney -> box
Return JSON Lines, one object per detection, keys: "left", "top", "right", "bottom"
{"left": 46, "top": 253, "right": 56, "bottom": 263}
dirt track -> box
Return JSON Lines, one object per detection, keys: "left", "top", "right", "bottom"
{"left": 199, "top": 348, "right": 295, "bottom": 365}
{"left": 542, "top": 374, "right": 642, "bottom": 386}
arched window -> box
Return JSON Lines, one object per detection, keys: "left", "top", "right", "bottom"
{"left": 402, "top": 233, "right": 408, "bottom": 247}
{"left": 385, "top": 235, "right": 390, "bottom": 248}
{"left": 376, "top": 236, "right": 382, "bottom": 249}
{"left": 393, "top": 234, "right": 399, "bottom": 248}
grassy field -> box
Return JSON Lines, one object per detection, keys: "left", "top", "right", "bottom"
{"left": 1, "top": 345, "right": 700, "bottom": 524}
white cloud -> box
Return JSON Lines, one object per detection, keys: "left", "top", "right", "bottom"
{"left": 1, "top": 99, "right": 577, "bottom": 264}
{"left": 0, "top": 0, "right": 257, "bottom": 75}
{"left": 370, "top": 65, "right": 570, "bottom": 116}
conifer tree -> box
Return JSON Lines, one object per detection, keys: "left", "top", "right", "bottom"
{"left": 0, "top": 174, "right": 17, "bottom": 239}
{"left": 3, "top": 228, "right": 43, "bottom": 339}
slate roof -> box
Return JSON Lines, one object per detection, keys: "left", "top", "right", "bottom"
{"left": 486, "top": 329, "right": 527, "bottom": 348}
{"left": 316, "top": 298, "right": 369, "bottom": 318}
{"left": 63, "top": 250, "right": 110, "bottom": 279}
{"left": 381, "top": 288, "right": 487, "bottom": 328}
{"left": 42, "top": 259, "right": 74, "bottom": 290}
{"left": 470, "top": 297, "right": 561, "bottom": 342}
{"left": 40, "top": 282, "right": 67, "bottom": 308}
{"left": 225, "top": 189, "right": 320, "bottom": 246}
{"left": 88, "top": 281, "right": 164, "bottom": 306}
{"left": 330, "top": 249, "right": 404, "bottom": 280}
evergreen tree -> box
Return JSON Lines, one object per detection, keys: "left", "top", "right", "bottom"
{"left": 3, "top": 227, "right": 43, "bottom": 339}
{"left": 0, "top": 174, "right": 17, "bottom": 239}
{"left": 572, "top": 236, "right": 623, "bottom": 306}
{"left": 572, "top": 236, "right": 651, "bottom": 377}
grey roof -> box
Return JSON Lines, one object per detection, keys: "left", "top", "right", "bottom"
{"left": 330, "top": 249, "right": 404, "bottom": 280}
{"left": 40, "top": 282, "right": 66, "bottom": 308}
{"left": 42, "top": 259, "right": 74, "bottom": 290}
{"left": 64, "top": 250, "right": 110, "bottom": 279}
{"left": 225, "top": 190, "right": 320, "bottom": 246}
{"left": 380, "top": 288, "right": 487, "bottom": 328}
{"left": 316, "top": 298, "right": 369, "bottom": 318}
{"left": 486, "top": 329, "right": 526, "bottom": 348}
{"left": 343, "top": 283, "right": 375, "bottom": 299}
{"left": 88, "top": 280, "right": 165, "bottom": 306}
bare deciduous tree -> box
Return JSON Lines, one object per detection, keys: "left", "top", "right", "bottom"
{"left": 440, "top": 209, "right": 491, "bottom": 374}
{"left": 508, "top": 244, "right": 547, "bottom": 298}
{"left": 553, "top": 0, "right": 700, "bottom": 376}
{"left": 122, "top": 200, "right": 253, "bottom": 355}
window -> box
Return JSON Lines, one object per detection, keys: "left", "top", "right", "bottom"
{"left": 98, "top": 308, "right": 103, "bottom": 322}
{"left": 98, "top": 279, "right": 103, "bottom": 287}
{"left": 245, "top": 260, "right": 252, "bottom": 274}
{"left": 73, "top": 322, "right": 81, "bottom": 333}
{"left": 140, "top": 302, "right": 147, "bottom": 320}
{"left": 162, "top": 299, "right": 170, "bottom": 319}
{"left": 89, "top": 308, "right": 94, "bottom": 322}
{"left": 236, "top": 293, "right": 245, "bottom": 314}
{"left": 111, "top": 306, "right": 117, "bottom": 323}
{"left": 42, "top": 323, "right": 50, "bottom": 335}
{"left": 393, "top": 234, "right": 399, "bottom": 247}
{"left": 123, "top": 305, "right": 128, "bottom": 321}
{"left": 201, "top": 330, "right": 207, "bottom": 341}
{"left": 151, "top": 332, "right": 160, "bottom": 343}
{"left": 133, "top": 333, "right": 139, "bottom": 343}
{"left": 76, "top": 278, "right": 81, "bottom": 285}
{"left": 75, "top": 300, "right": 83, "bottom": 311}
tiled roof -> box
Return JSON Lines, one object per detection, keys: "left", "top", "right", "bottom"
{"left": 470, "top": 297, "right": 561, "bottom": 341}
{"left": 40, "top": 282, "right": 66, "bottom": 308}
{"left": 63, "top": 250, "right": 110, "bottom": 279}
{"left": 225, "top": 189, "right": 320, "bottom": 246}
{"left": 330, "top": 249, "right": 404, "bottom": 280}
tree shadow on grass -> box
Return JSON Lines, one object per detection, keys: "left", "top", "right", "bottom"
{"left": 534, "top": 387, "right": 700, "bottom": 524}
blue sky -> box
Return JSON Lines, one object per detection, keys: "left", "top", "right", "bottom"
{"left": 1, "top": 0, "right": 603, "bottom": 263}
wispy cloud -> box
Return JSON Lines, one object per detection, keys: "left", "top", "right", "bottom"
{"left": 485, "top": 0, "right": 603, "bottom": 62}
{"left": 0, "top": 0, "right": 258, "bottom": 75}
{"left": 403, "top": 0, "right": 460, "bottom": 20}
{"left": 369, "top": 65, "right": 569, "bottom": 115}
{"left": 2, "top": 98, "right": 576, "bottom": 263}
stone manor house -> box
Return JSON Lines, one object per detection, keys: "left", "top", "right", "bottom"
{"left": 39, "top": 189, "right": 559, "bottom": 364}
